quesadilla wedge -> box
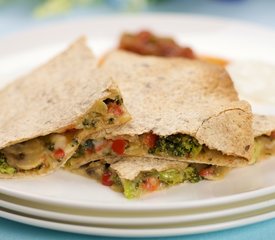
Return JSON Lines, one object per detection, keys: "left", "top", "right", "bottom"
{"left": 0, "top": 38, "right": 131, "bottom": 178}
{"left": 72, "top": 157, "right": 229, "bottom": 199}
{"left": 66, "top": 50, "right": 254, "bottom": 170}
{"left": 69, "top": 114, "right": 275, "bottom": 199}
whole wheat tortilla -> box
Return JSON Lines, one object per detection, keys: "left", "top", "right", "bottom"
{"left": 253, "top": 115, "right": 275, "bottom": 138}
{"left": 99, "top": 50, "right": 254, "bottom": 164}
{"left": 110, "top": 157, "right": 188, "bottom": 181}
{"left": 0, "top": 37, "right": 129, "bottom": 178}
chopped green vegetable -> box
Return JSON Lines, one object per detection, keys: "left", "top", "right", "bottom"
{"left": 159, "top": 167, "right": 201, "bottom": 185}
{"left": 159, "top": 169, "right": 184, "bottom": 185}
{"left": 0, "top": 152, "right": 16, "bottom": 174}
{"left": 183, "top": 166, "right": 201, "bottom": 183}
{"left": 149, "top": 134, "right": 202, "bottom": 157}
{"left": 82, "top": 118, "right": 98, "bottom": 129}
{"left": 122, "top": 166, "right": 201, "bottom": 198}
{"left": 122, "top": 179, "right": 140, "bottom": 199}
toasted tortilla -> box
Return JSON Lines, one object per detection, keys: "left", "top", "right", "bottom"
{"left": 75, "top": 50, "right": 253, "bottom": 167}
{"left": 253, "top": 115, "right": 275, "bottom": 138}
{"left": 0, "top": 38, "right": 131, "bottom": 178}
{"left": 110, "top": 157, "right": 189, "bottom": 181}
{"left": 72, "top": 156, "right": 230, "bottom": 198}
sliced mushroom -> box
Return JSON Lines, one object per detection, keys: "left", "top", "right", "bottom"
{"left": 3, "top": 139, "right": 46, "bottom": 170}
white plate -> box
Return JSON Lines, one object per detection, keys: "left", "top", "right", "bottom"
{"left": 1, "top": 158, "right": 275, "bottom": 211}
{"left": 1, "top": 191, "right": 275, "bottom": 226}
{"left": 0, "top": 14, "right": 275, "bottom": 212}
{"left": 1, "top": 206, "right": 275, "bottom": 237}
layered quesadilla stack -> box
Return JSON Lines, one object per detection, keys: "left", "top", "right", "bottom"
{"left": 65, "top": 51, "right": 275, "bottom": 198}
{"left": 0, "top": 39, "right": 131, "bottom": 178}
{"left": 1, "top": 37, "right": 274, "bottom": 199}
{"left": 72, "top": 114, "right": 275, "bottom": 198}
{"left": 66, "top": 50, "right": 254, "bottom": 168}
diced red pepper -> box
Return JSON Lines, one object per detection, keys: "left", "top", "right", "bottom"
{"left": 101, "top": 171, "right": 113, "bottom": 186}
{"left": 143, "top": 132, "right": 158, "bottom": 148}
{"left": 111, "top": 139, "right": 127, "bottom": 155}
{"left": 53, "top": 148, "right": 65, "bottom": 159}
{"left": 142, "top": 177, "right": 160, "bottom": 192}
{"left": 107, "top": 103, "right": 124, "bottom": 116}
{"left": 199, "top": 167, "right": 215, "bottom": 179}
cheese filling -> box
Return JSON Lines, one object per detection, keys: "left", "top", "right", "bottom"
{"left": 66, "top": 131, "right": 275, "bottom": 169}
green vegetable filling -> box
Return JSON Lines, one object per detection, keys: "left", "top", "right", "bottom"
{"left": 149, "top": 134, "right": 202, "bottom": 158}
{"left": 72, "top": 139, "right": 95, "bottom": 158}
{"left": 122, "top": 166, "right": 201, "bottom": 199}
{"left": 0, "top": 152, "right": 16, "bottom": 174}
{"left": 82, "top": 118, "right": 98, "bottom": 129}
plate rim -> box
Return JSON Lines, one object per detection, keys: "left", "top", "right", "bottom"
{"left": 1, "top": 206, "right": 275, "bottom": 237}
{"left": 1, "top": 193, "right": 275, "bottom": 225}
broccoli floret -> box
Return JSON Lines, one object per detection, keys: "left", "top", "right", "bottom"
{"left": 159, "top": 169, "right": 184, "bottom": 185}
{"left": 183, "top": 166, "right": 201, "bottom": 183}
{"left": 122, "top": 179, "right": 140, "bottom": 199}
{"left": 149, "top": 134, "right": 202, "bottom": 157}
{"left": 159, "top": 167, "right": 201, "bottom": 185}
{"left": 0, "top": 152, "right": 16, "bottom": 174}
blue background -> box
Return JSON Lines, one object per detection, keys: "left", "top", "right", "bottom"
{"left": 1, "top": 0, "right": 275, "bottom": 239}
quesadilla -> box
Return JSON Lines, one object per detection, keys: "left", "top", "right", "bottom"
{"left": 70, "top": 115, "right": 275, "bottom": 199}
{"left": 0, "top": 38, "right": 131, "bottom": 178}
{"left": 65, "top": 50, "right": 254, "bottom": 170}
{"left": 72, "top": 157, "right": 229, "bottom": 198}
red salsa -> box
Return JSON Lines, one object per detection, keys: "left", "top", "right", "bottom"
{"left": 119, "top": 30, "right": 196, "bottom": 59}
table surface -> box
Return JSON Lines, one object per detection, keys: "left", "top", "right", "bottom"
{"left": 1, "top": 0, "right": 275, "bottom": 239}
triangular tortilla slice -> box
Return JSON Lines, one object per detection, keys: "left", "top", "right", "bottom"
{"left": 66, "top": 50, "right": 254, "bottom": 169}
{"left": 0, "top": 38, "right": 131, "bottom": 178}
{"left": 72, "top": 156, "right": 229, "bottom": 199}
{"left": 70, "top": 115, "right": 275, "bottom": 199}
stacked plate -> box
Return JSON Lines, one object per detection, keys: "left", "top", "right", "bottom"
{"left": 1, "top": 14, "right": 275, "bottom": 237}
{"left": 1, "top": 157, "right": 275, "bottom": 238}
